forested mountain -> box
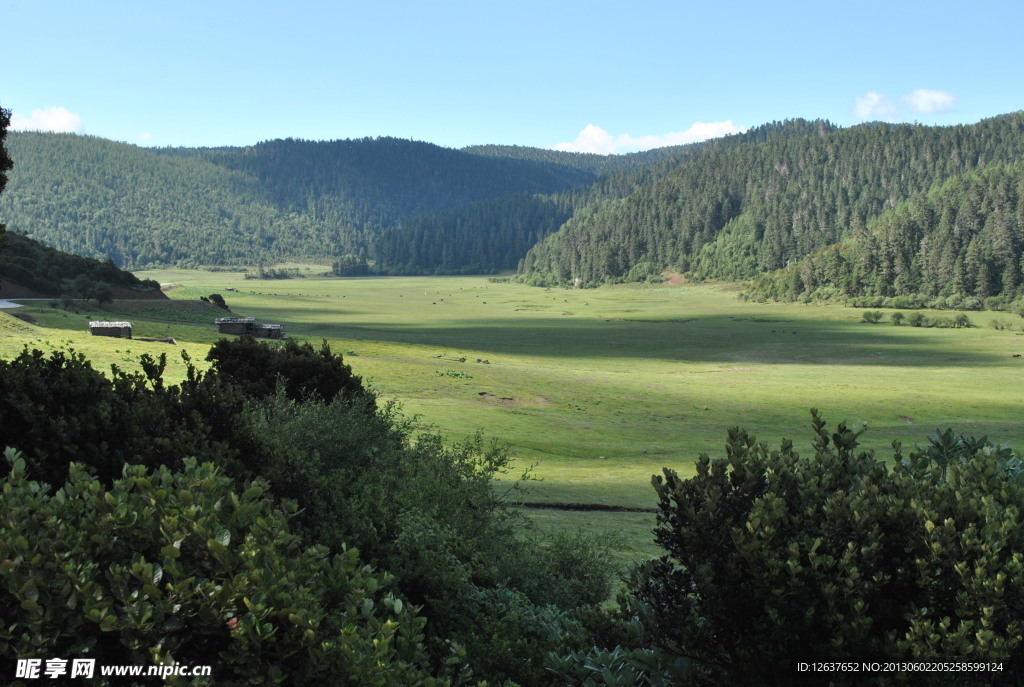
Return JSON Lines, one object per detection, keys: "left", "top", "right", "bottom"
{"left": 4, "top": 113, "right": 1024, "bottom": 298}
{"left": 178, "top": 137, "right": 597, "bottom": 230}
{"left": 747, "top": 162, "right": 1024, "bottom": 302}
{"left": 0, "top": 119, "right": 835, "bottom": 275}
{"left": 518, "top": 113, "right": 1024, "bottom": 292}
{"left": 2, "top": 133, "right": 329, "bottom": 267}
{"left": 376, "top": 119, "right": 834, "bottom": 274}
{"left": 0, "top": 133, "right": 597, "bottom": 269}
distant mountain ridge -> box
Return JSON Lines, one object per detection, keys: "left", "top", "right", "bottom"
{"left": 0, "top": 133, "right": 597, "bottom": 269}
{"left": 2, "top": 114, "right": 1023, "bottom": 301}
{"left": 518, "top": 112, "right": 1024, "bottom": 294}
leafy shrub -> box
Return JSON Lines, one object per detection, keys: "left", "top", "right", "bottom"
{"left": 861, "top": 310, "right": 884, "bottom": 323}
{"left": 243, "top": 392, "right": 615, "bottom": 684}
{"left": 624, "top": 411, "right": 1024, "bottom": 685}
{"left": 907, "top": 311, "right": 926, "bottom": 327}
{"left": 206, "top": 336, "right": 372, "bottom": 407}
{"left": 0, "top": 349, "right": 237, "bottom": 485}
{"left": 0, "top": 343, "right": 614, "bottom": 685}
{"left": 902, "top": 427, "right": 1022, "bottom": 484}
{"left": 546, "top": 645, "right": 695, "bottom": 687}
{"left": 960, "top": 296, "right": 983, "bottom": 311}
{"left": 0, "top": 452, "right": 440, "bottom": 686}
{"left": 984, "top": 295, "right": 1008, "bottom": 311}
{"left": 890, "top": 311, "right": 905, "bottom": 325}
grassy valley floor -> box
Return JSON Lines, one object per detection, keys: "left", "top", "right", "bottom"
{"left": 4, "top": 268, "right": 1023, "bottom": 565}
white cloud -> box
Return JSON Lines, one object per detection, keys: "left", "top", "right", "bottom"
{"left": 902, "top": 89, "right": 955, "bottom": 114}
{"left": 854, "top": 91, "right": 898, "bottom": 121}
{"left": 555, "top": 124, "right": 615, "bottom": 154}
{"left": 854, "top": 89, "right": 956, "bottom": 121}
{"left": 10, "top": 107, "right": 84, "bottom": 134}
{"left": 555, "top": 120, "right": 744, "bottom": 155}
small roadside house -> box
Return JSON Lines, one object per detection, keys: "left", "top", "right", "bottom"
{"left": 253, "top": 323, "right": 285, "bottom": 339}
{"left": 89, "top": 321, "right": 133, "bottom": 338}
{"left": 215, "top": 317, "right": 256, "bottom": 335}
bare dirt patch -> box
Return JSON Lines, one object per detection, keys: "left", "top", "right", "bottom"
{"left": 477, "top": 391, "right": 546, "bottom": 407}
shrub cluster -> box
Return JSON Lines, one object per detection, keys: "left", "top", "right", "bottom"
{"left": 602, "top": 412, "right": 1024, "bottom": 686}
{"left": 0, "top": 339, "right": 614, "bottom": 685}
{"left": 0, "top": 452, "right": 439, "bottom": 686}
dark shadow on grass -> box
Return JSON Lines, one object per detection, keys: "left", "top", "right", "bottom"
{"left": 278, "top": 313, "right": 1008, "bottom": 368}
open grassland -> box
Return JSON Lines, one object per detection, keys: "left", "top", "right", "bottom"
{"left": 5, "top": 269, "right": 1024, "bottom": 562}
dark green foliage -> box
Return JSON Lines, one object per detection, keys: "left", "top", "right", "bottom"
{"left": 0, "top": 452, "right": 441, "bottom": 686}
{"left": 243, "top": 395, "right": 615, "bottom": 684}
{"left": 0, "top": 340, "right": 613, "bottom": 684}
{"left": 0, "top": 231, "right": 157, "bottom": 296}
{"left": 205, "top": 336, "right": 372, "bottom": 406}
{"left": 372, "top": 193, "right": 574, "bottom": 274}
{"left": 0, "top": 337, "right": 373, "bottom": 487}
{"left": 0, "top": 349, "right": 234, "bottom": 486}
{"left": 0, "top": 105, "right": 8, "bottom": 285}
{"left": 62, "top": 274, "right": 113, "bottom": 304}
{"left": 0, "top": 105, "right": 12, "bottom": 203}
{"left": 0, "top": 133, "right": 595, "bottom": 270}
{"left": 520, "top": 113, "right": 1024, "bottom": 288}
{"left": 902, "top": 427, "right": 1022, "bottom": 484}
{"left": 751, "top": 161, "right": 1024, "bottom": 302}
{"left": 206, "top": 293, "right": 227, "bottom": 309}
{"left": 861, "top": 310, "right": 884, "bottom": 323}
{"left": 331, "top": 255, "right": 372, "bottom": 276}
{"left": 545, "top": 645, "right": 695, "bottom": 687}
{"left": 625, "top": 412, "right": 1024, "bottom": 685}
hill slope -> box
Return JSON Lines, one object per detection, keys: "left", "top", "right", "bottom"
{"left": 0, "top": 134, "right": 597, "bottom": 268}
{"left": 746, "top": 162, "right": 1024, "bottom": 302}
{"left": 0, "top": 230, "right": 162, "bottom": 298}
{"left": 517, "top": 113, "right": 1024, "bottom": 289}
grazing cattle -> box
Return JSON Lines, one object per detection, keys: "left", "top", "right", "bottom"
{"left": 1014, "top": 354, "right": 1022, "bottom": 358}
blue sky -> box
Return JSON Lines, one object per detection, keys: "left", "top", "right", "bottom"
{"left": 2, "top": 0, "right": 1021, "bottom": 153}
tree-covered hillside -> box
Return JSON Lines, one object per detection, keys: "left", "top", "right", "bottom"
{"left": 181, "top": 137, "right": 597, "bottom": 231}
{"left": 374, "top": 119, "right": 835, "bottom": 275}
{"left": 747, "top": 162, "right": 1024, "bottom": 303}
{"left": 0, "top": 230, "right": 160, "bottom": 297}
{"left": 0, "top": 133, "right": 597, "bottom": 269}
{"left": 518, "top": 113, "right": 1024, "bottom": 289}
{"left": 6, "top": 113, "right": 1024, "bottom": 295}
{"left": 0, "top": 118, "right": 837, "bottom": 276}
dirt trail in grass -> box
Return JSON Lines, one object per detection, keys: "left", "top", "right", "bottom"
{"left": 514, "top": 502, "right": 657, "bottom": 513}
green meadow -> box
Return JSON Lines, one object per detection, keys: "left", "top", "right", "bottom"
{"left": 4, "top": 268, "right": 1024, "bottom": 562}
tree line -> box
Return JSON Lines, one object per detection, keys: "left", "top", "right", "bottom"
{"left": 0, "top": 133, "right": 598, "bottom": 270}
{"left": 746, "top": 162, "right": 1024, "bottom": 304}
{"left": 518, "top": 113, "right": 1024, "bottom": 294}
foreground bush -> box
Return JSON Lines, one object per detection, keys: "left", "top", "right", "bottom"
{"left": 245, "top": 391, "right": 615, "bottom": 684}
{"left": 0, "top": 349, "right": 235, "bottom": 485}
{"left": 0, "top": 343, "right": 614, "bottom": 684}
{"left": 622, "top": 412, "right": 1024, "bottom": 686}
{"left": 205, "top": 336, "right": 373, "bottom": 407}
{"left": 0, "top": 452, "right": 440, "bottom": 686}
